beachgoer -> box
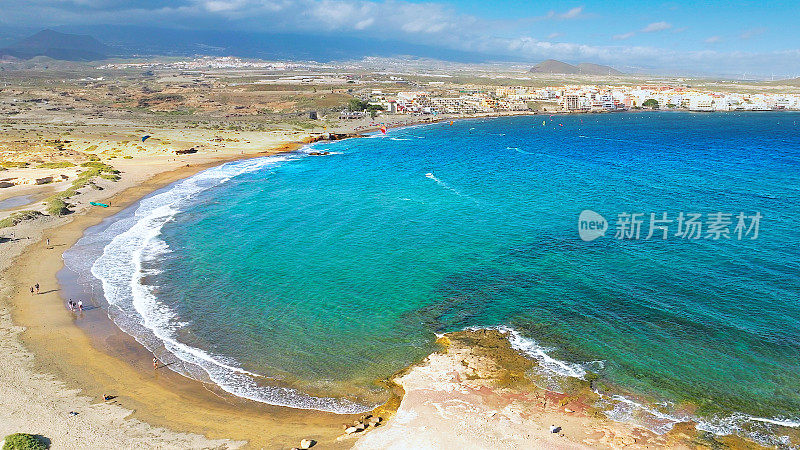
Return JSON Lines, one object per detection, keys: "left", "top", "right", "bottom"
{"left": 46, "top": 238, "right": 50, "bottom": 246}
{"left": 152, "top": 356, "right": 158, "bottom": 369}
{"left": 77, "top": 300, "right": 83, "bottom": 312}
{"left": 68, "top": 300, "right": 74, "bottom": 311}
{"left": 35, "top": 283, "right": 40, "bottom": 294}
{"left": 30, "top": 287, "right": 34, "bottom": 295}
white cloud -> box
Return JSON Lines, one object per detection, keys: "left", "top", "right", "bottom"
{"left": 354, "top": 17, "right": 374, "bottom": 29}
{"left": 559, "top": 6, "right": 583, "bottom": 19}
{"left": 705, "top": 36, "right": 721, "bottom": 43}
{"left": 740, "top": 27, "right": 765, "bottom": 39}
{"left": 203, "top": 0, "right": 247, "bottom": 12}
{"left": 2, "top": 0, "right": 800, "bottom": 76}
{"left": 641, "top": 21, "right": 671, "bottom": 33}
{"left": 544, "top": 6, "right": 584, "bottom": 20}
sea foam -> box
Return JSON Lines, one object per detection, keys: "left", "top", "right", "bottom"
{"left": 89, "top": 154, "right": 372, "bottom": 414}
{"left": 468, "top": 325, "right": 798, "bottom": 443}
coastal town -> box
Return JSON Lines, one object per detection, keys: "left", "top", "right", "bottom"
{"left": 357, "top": 83, "right": 800, "bottom": 116}
{"left": 89, "top": 57, "right": 800, "bottom": 121}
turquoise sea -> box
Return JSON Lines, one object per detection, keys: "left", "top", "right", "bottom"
{"left": 65, "top": 112, "right": 800, "bottom": 445}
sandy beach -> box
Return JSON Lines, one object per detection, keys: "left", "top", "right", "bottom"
{"left": 0, "top": 130, "right": 376, "bottom": 449}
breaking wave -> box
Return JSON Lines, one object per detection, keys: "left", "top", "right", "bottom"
{"left": 471, "top": 326, "right": 798, "bottom": 446}
{"left": 86, "top": 154, "right": 372, "bottom": 414}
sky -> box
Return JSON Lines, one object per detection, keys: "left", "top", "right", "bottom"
{"left": 2, "top": 0, "right": 799, "bottom": 77}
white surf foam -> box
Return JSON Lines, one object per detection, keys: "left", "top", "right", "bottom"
{"left": 749, "top": 417, "right": 800, "bottom": 428}
{"left": 465, "top": 325, "right": 586, "bottom": 379}
{"left": 297, "top": 145, "right": 344, "bottom": 155}
{"left": 467, "top": 325, "right": 799, "bottom": 444}
{"left": 497, "top": 325, "right": 587, "bottom": 379}
{"left": 695, "top": 413, "right": 798, "bottom": 447}
{"left": 599, "top": 394, "right": 688, "bottom": 435}
{"left": 90, "top": 154, "right": 372, "bottom": 414}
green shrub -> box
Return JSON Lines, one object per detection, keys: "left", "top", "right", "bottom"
{"left": 642, "top": 98, "right": 659, "bottom": 109}
{"left": 39, "top": 161, "right": 120, "bottom": 216}
{"left": 0, "top": 211, "right": 43, "bottom": 228}
{"left": 45, "top": 196, "right": 70, "bottom": 216}
{"left": 0, "top": 161, "right": 28, "bottom": 169}
{"left": 80, "top": 162, "right": 119, "bottom": 173}
{"left": 2, "top": 433, "right": 47, "bottom": 450}
{"left": 37, "top": 162, "right": 76, "bottom": 169}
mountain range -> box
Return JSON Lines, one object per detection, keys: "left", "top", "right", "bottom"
{"left": 0, "top": 26, "right": 496, "bottom": 63}
{"left": 0, "top": 28, "right": 626, "bottom": 76}
{"left": 0, "top": 29, "right": 109, "bottom": 61}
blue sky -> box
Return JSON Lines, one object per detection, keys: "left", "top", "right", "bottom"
{"left": 2, "top": 0, "right": 799, "bottom": 76}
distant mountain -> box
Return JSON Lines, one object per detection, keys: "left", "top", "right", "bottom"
{"left": 576, "top": 63, "right": 622, "bottom": 76}
{"left": 530, "top": 59, "right": 580, "bottom": 74}
{"left": 529, "top": 59, "right": 622, "bottom": 75}
{"left": 0, "top": 29, "right": 109, "bottom": 61}
{"left": 51, "top": 25, "right": 500, "bottom": 63}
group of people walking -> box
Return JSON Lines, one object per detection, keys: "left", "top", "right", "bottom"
{"left": 67, "top": 299, "right": 83, "bottom": 312}
{"left": 31, "top": 281, "right": 87, "bottom": 313}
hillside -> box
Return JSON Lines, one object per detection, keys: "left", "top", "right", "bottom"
{"left": 529, "top": 59, "right": 579, "bottom": 74}
{"left": 529, "top": 59, "right": 622, "bottom": 75}
{"left": 576, "top": 62, "right": 622, "bottom": 76}
{"left": 0, "top": 29, "right": 109, "bottom": 61}
{"left": 44, "top": 25, "right": 494, "bottom": 63}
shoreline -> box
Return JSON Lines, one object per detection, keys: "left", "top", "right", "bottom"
{"left": 58, "top": 148, "right": 391, "bottom": 413}
{"left": 1, "top": 139, "right": 377, "bottom": 448}
{"left": 0, "top": 116, "right": 789, "bottom": 448}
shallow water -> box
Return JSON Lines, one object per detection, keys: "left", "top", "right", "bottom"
{"left": 69, "top": 112, "right": 800, "bottom": 442}
{"left": 0, "top": 194, "right": 33, "bottom": 210}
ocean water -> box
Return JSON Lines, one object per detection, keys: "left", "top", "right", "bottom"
{"left": 66, "top": 112, "right": 800, "bottom": 444}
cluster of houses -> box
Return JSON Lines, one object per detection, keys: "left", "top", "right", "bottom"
{"left": 340, "top": 90, "right": 528, "bottom": 117}
{"left": 342, "top": 85, "right": 800, "bottom": 117}
{"left": 555, "top": 85, "right": 800, "bottom": 112}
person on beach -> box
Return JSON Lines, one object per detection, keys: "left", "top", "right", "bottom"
{"left": 153, "top": 356, "right": 158, "bottom": 369}
{"left": 77, "top": 300, "right": 83, "bottom": 312}
{"left": 35, "top": 283, "right": 39, "bottom": 294}
{"left": 46, "top": 238, "right": 50, "bottom": 246}
{"left": 67, "top": 300, "right": 74, "bottom": 311}
{"left": 30, "top": 286, "right": 34, "bottom": 295}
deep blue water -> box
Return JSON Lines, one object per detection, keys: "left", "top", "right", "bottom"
{"left": 84, "top": 112, "right": 800, "bottom": 442}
